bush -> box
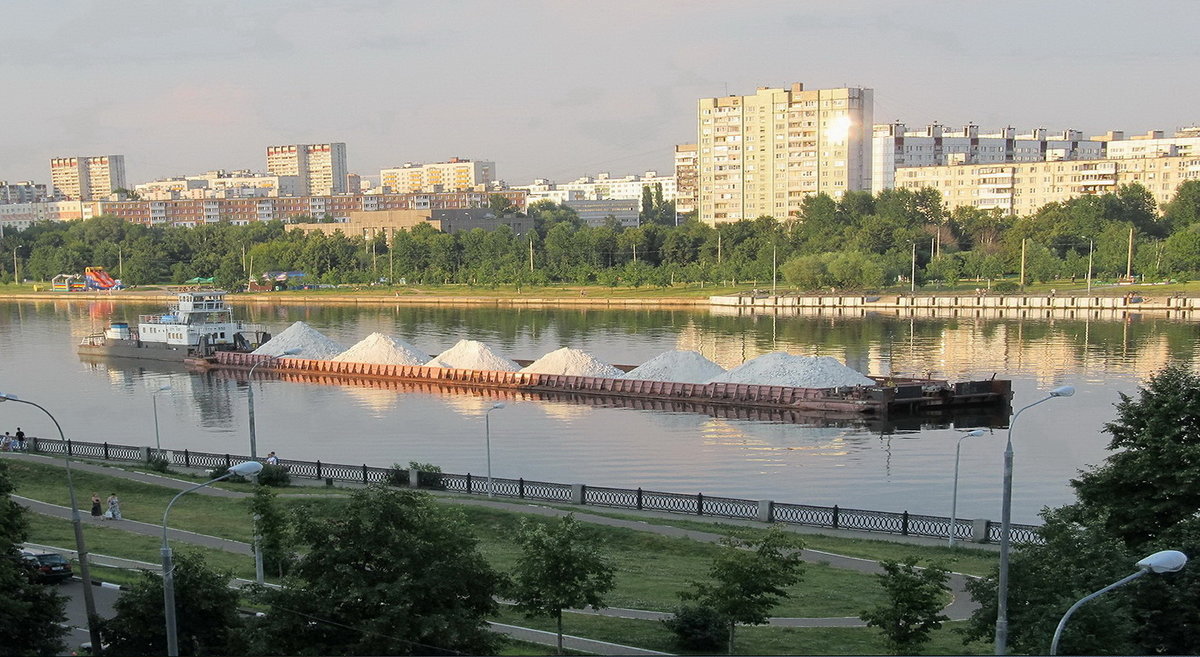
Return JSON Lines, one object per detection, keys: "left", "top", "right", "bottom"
{"left": 993, "top": 280, "right": 1019, "bottom": 293}
{"left": 408, "top": 461, "right": 444, "bottom": 490}
{"left": 663, "top": 604, "right": 725, "bottom": 651}
{"left": 144, "top": 455, "right": 171, "bottom": 473}
{"left": 256, "top": 464, "right": 291, "bottom": 487}
{"left": 386, "top": 463, "right": 410, "bottom": 487}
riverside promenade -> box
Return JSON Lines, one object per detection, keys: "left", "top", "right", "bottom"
{"left": 4, "top": 451, "right": 987, "bottom": 654}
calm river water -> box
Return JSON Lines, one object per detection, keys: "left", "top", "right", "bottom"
{"left": 1, "top": 297, "right": 1197, "bottom": 524}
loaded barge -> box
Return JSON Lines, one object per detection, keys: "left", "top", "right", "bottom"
{"left": 205, "top": 351, "right": 1012, "bottom": 418}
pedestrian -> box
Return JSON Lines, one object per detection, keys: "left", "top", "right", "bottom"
{"left": 265, "top": 451, "right": 279, "bottom": 465}
{"left": 0, "top": 433, "right": 9, "bottom": 452}
{"left": 105, "top": 493, "right": 122, "bottom": 520}
{"left": 90, "top": 493, "right": 102, "bottom": 519}
{"left": 14, "top": 427, "right": 24, "bottom": 451}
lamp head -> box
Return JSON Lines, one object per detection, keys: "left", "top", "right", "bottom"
{"left": 229, "top": 461, "right": 264, "bottom": 477}
{"left": 0, "top": 392, "right": 16, "bottom": 401}
{"left": 490, "top": 402, "right": 505, "bottom": 410}
{"left": 280, "top": 348, "right": 302, "bottom": 357}
{"left": 1137, "top": 550, "right": 1187, "bottom": 574}
{"left": 1050, "top": 385, "right": 1075, "bottom": 398}
{"left": 966, "top": 429, "right": 986, "bottom": 437}
{"left": 157, "top": 385, "right": 172, "bottom": 393}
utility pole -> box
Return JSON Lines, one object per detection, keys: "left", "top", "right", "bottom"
{"left": 717, "top": 232, "right": 722, "bottom": 264}
{"left": 1019, "top": 238, "right": 1027, "bottom": 292}
{"left": 910, "top": 242, "right": 916, "bottom": 293}
{"left": 772, "top": 241, "right": 777, "bottom": 295}
{"left": 1086, "top": 239, "right": 1094, "bottom": 296}
{"left": 529, "top": 237, "right": 534, "bottom": 272}
{"left": 1126, "top": 227, "right": 1134, "bottom": 281}
{"left": 118, "top": 245, "right": 124, "bottom": 279}
{"left": 12, "top": 248, "right": 17, "bottom": 284}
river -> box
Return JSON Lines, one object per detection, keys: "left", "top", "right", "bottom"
{"left": 2, "top": 296, "right": 1196, "bottom": 524}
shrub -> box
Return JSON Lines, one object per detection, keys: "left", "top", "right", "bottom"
{"left": 386, "top": 463, "right": 410, "bottom": 487}
{"left": 144, "top": 455, "right": 171, "bottom": 473}
{"left": 257, "top": 464, "right": 291, "bottom": 487}
{"left": 408, "top": 461, "right": 444, "bottom": 490}
{"left": 663, "top": 604, "right": 725, "bottom": 651}
{"left": 993, "top": 280, "right": 1019, "bottom": 293}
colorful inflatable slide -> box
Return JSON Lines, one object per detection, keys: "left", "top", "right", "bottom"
{"left": 84, "top": 266, "right": 118, "bottom": 290}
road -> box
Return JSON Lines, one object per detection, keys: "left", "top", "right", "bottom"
{"left": 58, "top": 578, "right": 121, "bottom": 650}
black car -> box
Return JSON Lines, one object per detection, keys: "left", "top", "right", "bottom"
{"left": 21, "top": 550, "right": 73, "bottom": 583}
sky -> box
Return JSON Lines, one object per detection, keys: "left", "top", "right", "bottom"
{"left": 2, "top": 0, "right": 1198, "bottom": 188}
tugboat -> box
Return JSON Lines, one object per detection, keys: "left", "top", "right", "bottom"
{"left": 77, "top": 290, "right": 270, "bottom": 362}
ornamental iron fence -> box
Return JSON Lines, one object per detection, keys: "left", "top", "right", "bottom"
{"left": 23, "top": 437, "right": 1040, "bottom": 545}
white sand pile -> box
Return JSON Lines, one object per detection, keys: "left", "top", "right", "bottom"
{"left": 706, "top": 352, "right": 875, "bottom": 388}
{"left": 521, "top": 347, "right": 623, "bottom": 377}
{"left": 425, "top": 339, "right": 520, "bottom": 371}
{"left": 622, "top": 350, "right": 726, "bottom": 383}
{"left": 252, "top": 321, "right": 345, "bottom": 359}
{"left": 332, "top": 332, "right": 428, "bottom": 365}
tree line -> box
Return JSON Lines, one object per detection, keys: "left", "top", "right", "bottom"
{"left": 2, "top": 181, "right": 1199, "bottom": 292}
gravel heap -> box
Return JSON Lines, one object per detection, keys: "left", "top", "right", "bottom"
{"left": 706, "top": 352, "right": 874, "bottom": 388}
{"left": 521, "top": 347, "right": 623, "bottom": 377}
{"left": 426, "top": 339, "right": 521, "bottom": 371}
{"left": 622, "top": 350, "right": 726, "bottom": 383}
{"left": 332, "top": 332, "right": 428, "bottom": 365}
{"left": 252, "top": 321, "right": 345, "bottom": 359}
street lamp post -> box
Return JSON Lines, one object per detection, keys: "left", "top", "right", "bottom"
{"left": 246, "top": 349, "right": 300, "bottom": 459}
{"left": 996, "top": 385, "right": 1075, "bottom": 655}
{"left": 1050, "top": 550, "right": 1186, "bottom": 655}
{"left": 949, "top": 429, "right": 986, "bottom": 548}
{"left": 0, "top": 393, "right": 104, "bottom": 654}
{"left": 152, "top": 385, "right": 171, "bottom": 453}
{"left": 162, "top": 460, "right": 263, "bottom": 657}
{"left": 1086, "top": 239, "right": 1094, "bottom": 297}
{"left": 485, "top": 402, "right": 504, "bottom": 498}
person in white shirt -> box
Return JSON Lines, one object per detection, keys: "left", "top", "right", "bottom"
{"left": 265, "top": 451, "right": 279, "bottom": 465}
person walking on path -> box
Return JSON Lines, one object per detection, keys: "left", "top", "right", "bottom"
{"left": 105, "top": 492, "right": 122, "bottom": 520}
{"left": 14, "top": 427, "right": 24, "bottom": 451}
{"left": 265, "top": 451, "right": 279, "bottom": 465}
{"left": 90, "top": 493, "right": 102, "bottom": 519}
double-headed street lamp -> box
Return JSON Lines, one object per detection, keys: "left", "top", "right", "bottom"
{"left": 995, "top": 385, "right": 1075, "bottom": 655}
{"left": 246, "top": 349, "right": 300, "bottom": 459}
{"left": 0, "top": 392, "right": 104, "bottom": 654}
{"left": 949, "top": 429, "right": 986, "bottom": 548}
{"left": 485, "top": 402, "right": 505, "bottom": 498}
{"left": 1050, "top": 550, "right": 1187, "bottom": 655}
{"left": 151, "top": 385, "right": 171, "bottom": 453}
{"left": 161, "top": 460, "right": 263, "bottom": 657}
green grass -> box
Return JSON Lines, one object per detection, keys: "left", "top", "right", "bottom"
{"left": 490, "top": 607, "right": 991, "bottom": 655}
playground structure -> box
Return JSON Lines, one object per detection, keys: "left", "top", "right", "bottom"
{"left": 53, "top": 267, "right": 121, "bottom": 292}
{"left": 51, "top": 274, "right": 87, "bottom": 291}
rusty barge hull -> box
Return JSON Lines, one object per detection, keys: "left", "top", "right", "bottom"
{"left": 211, "top": 352, "right": 1012, "bottom": 418}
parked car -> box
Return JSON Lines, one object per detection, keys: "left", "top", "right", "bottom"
{"left": 21, "top": 549, "right": 73, "bottom": 583}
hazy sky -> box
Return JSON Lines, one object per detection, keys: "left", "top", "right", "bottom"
{"left": 2, "top": 1, "right": 1197, "bottom": 188}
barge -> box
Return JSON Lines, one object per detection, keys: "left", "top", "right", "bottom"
{"left": 78, "top": 290, "right": 270, "bottom": 362}
{"left": 208, "top": 351, "right": 1012, "bottom": 419}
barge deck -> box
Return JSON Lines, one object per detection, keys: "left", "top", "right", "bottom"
{"left": 206, "top": 352, "right": 1012, "bottom": 419}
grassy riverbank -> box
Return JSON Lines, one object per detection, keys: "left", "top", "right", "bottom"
{"left": 10, "top": 457, "right": 999, "bottom": 654}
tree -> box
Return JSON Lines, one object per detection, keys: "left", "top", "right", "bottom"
{"left": 100, "top": 550, "right": 242, "bottom": 656}
{"left": 964, "top": 364, "right": 1200, "bottom": 655}
{"left": 860, "top": 558, "right": 950, "bottom": 655}
{"left": 249, "top": 485, "right": 293, "bottom": 579}
{"left": 0, "top": 462, "right": 68, "bottom": 657}
{"left": 246, "top": 486, "right": 500, "bottom": 656}
{"left": 681, "top": 526, "right": 805, "bottom": 654}
{"left": 509, "top": 514, "right": 615, "bottom": 654}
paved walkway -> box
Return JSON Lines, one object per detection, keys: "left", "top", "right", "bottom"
{"left": 5, "top": 451, "right": 987, "bottom": 651}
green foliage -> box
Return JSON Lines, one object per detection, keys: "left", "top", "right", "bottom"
{"left": 249, "top": 485, "right": 294, "bottom": 578}
{"left": 859, "top": 558, "right": 950, "bottom": 655}
{"left": 0, "top": 462, "right": 68, "bottom": 656}
{"left": 245, "top": 486, "right": 501, "bottom": 656}
{"left": 992, "top": 280, "right": 1018, "bottom": 293}
{"left": 681, "top": 526, "right": 805, "bottom": 653}
{"left": 509, "top": 514, "right": 616, "bottom": 654}
{"left": 144, "top": 455, "right": 171, "bottom": 473}
{"left": 100, "top": 550, "right": 242, "bottom": 656}
{"left": 386, "top": 463, "right": 410, "bottom": 487}
{"left": 407, "top": 461, "right": 444, "bottom": 489}
{"left": 255, "top": 464, "right": 291, "bottom": 487}
{"left": 662, "top": 603, "right": 726, "bottom": 651}
{"left": 965, "top": 364, "right": 1200, "bottom": 655}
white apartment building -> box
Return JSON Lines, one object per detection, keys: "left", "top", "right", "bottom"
{"left": 266, "top": 143, "right": 347, "bottom": 196}
{"left": 556, "top": 171, "right": 678, "bottom": 202}
{"left": 136, "top": 171, "right": 302, "bottom": 200}
{"left": 562, "top": 199, "right": 640, "bottom": 227}
{"left": 49, "top": 155, "right": 127, "bottom": 200}
{"left": 1102, "top": 129, "right": 1200, "bottom": 160}
{"left": 517, "top": 180, "right": 586, "bottom": 205}
{"left": 380, "top": 158, "right": 495, "bottom": 193}
{"left": 697, "top": 83, "right": 874, "bottom": 225}
{"left": 871, "top": 123, "right": 1104, "bottom": 194}
{"left": 0, "top": 181, "right": 49, "bottom": 204}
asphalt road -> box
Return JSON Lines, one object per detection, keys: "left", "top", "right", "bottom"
{"left": 58, "top": 578, "right": 121, "bottom": 650}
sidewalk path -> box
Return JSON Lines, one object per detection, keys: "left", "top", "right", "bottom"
{"left": 5, "top": 451, "right": 983, "bottom": 626}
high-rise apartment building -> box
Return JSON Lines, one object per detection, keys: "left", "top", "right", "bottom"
{"left": 50, "top": 155, "right": 126, "bottom": 200}
{"left": 673, "top": 144, "right": 698, "bottom": 217}
{"left": 380, "top": 158, "right": 495, "bottom": 193}
{"left": 266, "top": 143, "right": 347, "bottom": 196}
{"left": 696, "top": 83, "right": 873, "bottom": 225}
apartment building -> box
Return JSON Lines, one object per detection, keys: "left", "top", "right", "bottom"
{"left": 380, "top": 158, "right": 496, "bottom": 193}
{"left": 696, "top": 82, "right": 874, "bottom": 225}
{"left": 49, "top": 155, "right": 126, "bottom": 200}
{"left": 94, "top": 189, "right": 527, "bottom": 227}
{"left": 1101, "top": 128, "right": 1200, "bottom": 160}
{"left": 871, "top": 123, "right": 1104, "bottom": 194}
{"left": 266, "top": 143, "right": 347, "bottom": 196}
{"left": 301, "top": 207, "right": 532, "bottom": 240}
{"left": 893, "top": 155, "right": 1200, "bottom": 215}
{"left": 674, "top": 144, "right": 698, "bottom": 217}
{"left": 0, "top": 181, "right": 49, "bottom": 204}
